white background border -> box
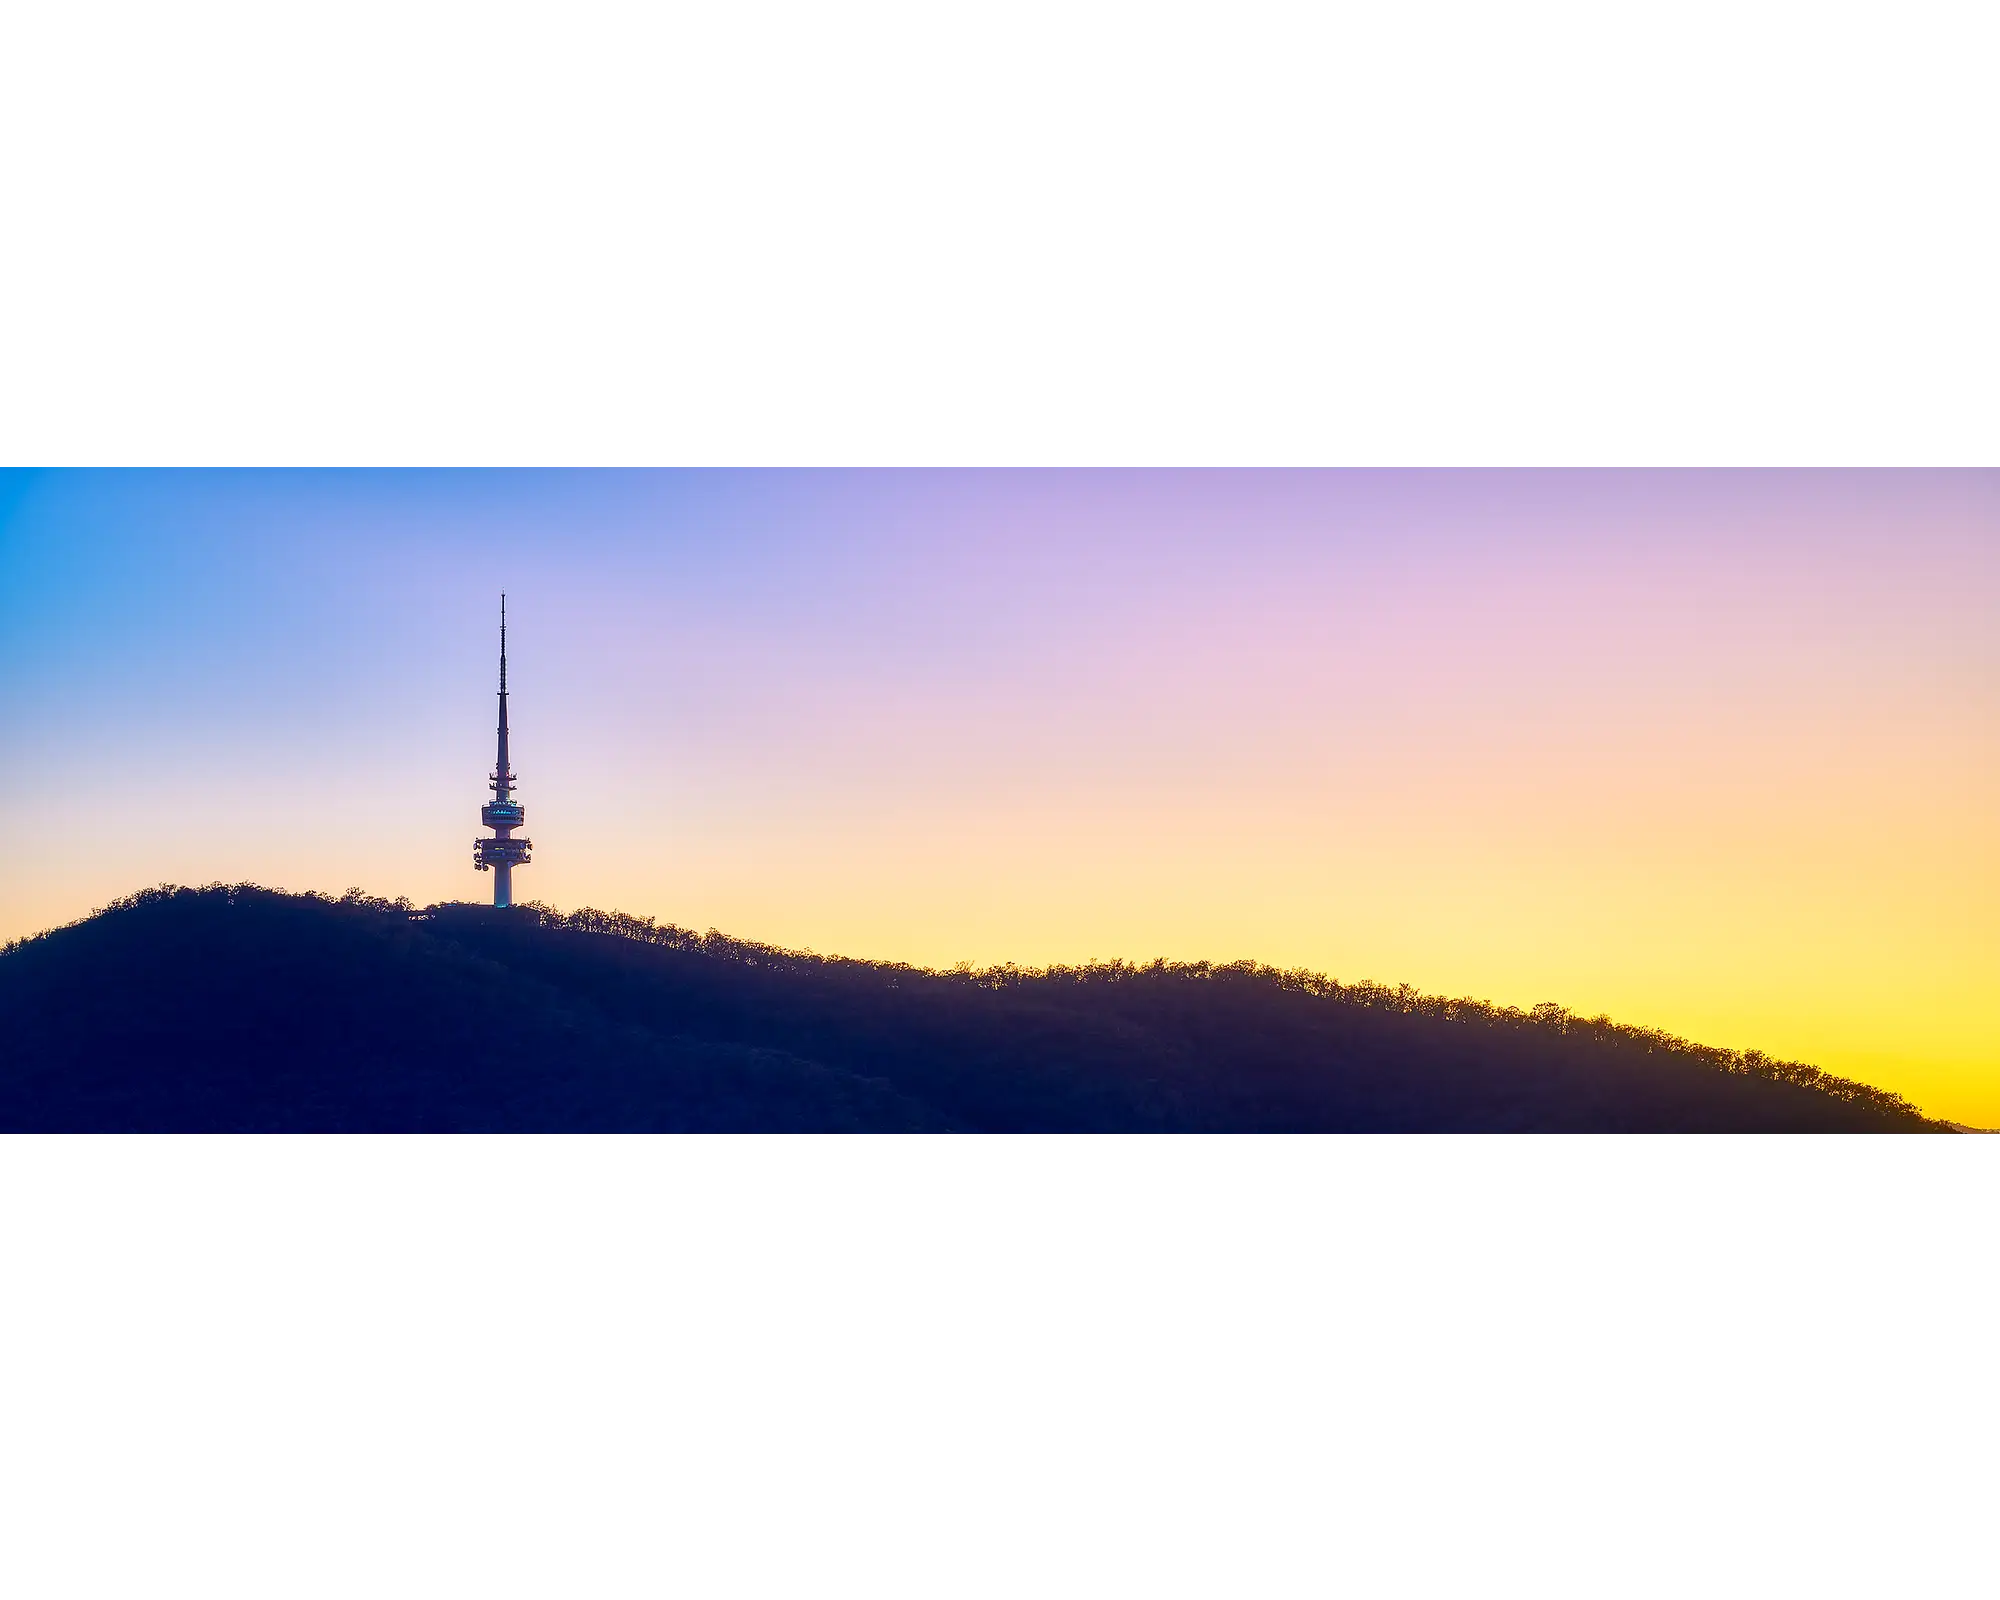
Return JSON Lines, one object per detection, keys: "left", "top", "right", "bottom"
{"left": 2, "top": 1137, "right": 1993, "bottom": 1598}
{"left": 2, "top": 2, "right": 1993, "bottom": 465}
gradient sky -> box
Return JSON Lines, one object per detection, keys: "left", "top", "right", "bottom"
{"left": 2, "top": 470, "right": 1994, "bottom": 1122}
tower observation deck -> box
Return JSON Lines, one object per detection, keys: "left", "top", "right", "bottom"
{"left": 473, "top": 594, "right": 532, "bottom": 907}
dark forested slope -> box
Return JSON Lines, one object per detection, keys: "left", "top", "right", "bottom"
{"left": 0, "top": 886, "right": 1945, "bottom": 1132}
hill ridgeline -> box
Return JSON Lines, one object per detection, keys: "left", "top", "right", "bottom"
{"left": 0, "top": 885, "right": 1945, "bottom": 1132}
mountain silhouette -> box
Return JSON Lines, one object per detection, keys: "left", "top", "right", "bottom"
{"left": 0, "top": 885, "right": 1946, "bottom": 1132}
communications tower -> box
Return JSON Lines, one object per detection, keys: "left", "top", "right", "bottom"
{"left": 473, "top": 594, "right": 532, "bottom": 906}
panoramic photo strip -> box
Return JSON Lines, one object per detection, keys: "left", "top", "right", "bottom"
{"left": 2, "top": 469, "right": 1992, "bottom": 1130}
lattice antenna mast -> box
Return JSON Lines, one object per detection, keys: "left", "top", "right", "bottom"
{"left": 473, "top": 593, "right": 532, "bottom": 905}
{"left": 496, "top": 594, "right": 512, "bottom": 797}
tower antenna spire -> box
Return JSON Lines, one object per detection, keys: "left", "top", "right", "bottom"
{"left": 474, "top": 593, "right": 531, "bottom": 906}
